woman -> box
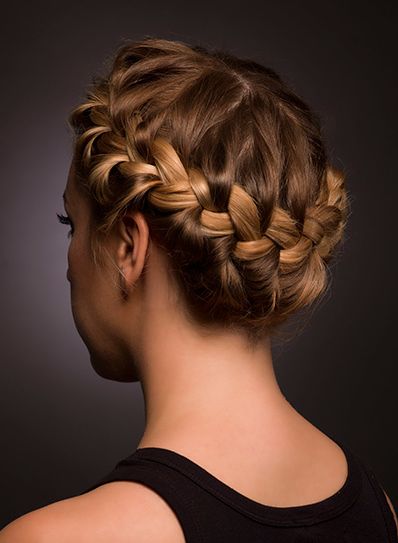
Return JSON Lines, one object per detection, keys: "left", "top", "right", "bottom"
{"left": 1, "top": 37, "right": 396, "bottom": 542}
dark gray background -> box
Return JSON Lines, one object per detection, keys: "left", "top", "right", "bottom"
{"left": 1, "top": 0, "right": 396, "bottom": 528}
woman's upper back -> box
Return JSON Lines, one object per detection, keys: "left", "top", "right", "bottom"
{"left": 75, "top": 432, "right": 398, "bottom": 542}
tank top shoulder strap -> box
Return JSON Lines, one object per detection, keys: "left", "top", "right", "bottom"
{"left": 80, "top": 455, "right": 205, "bottom": 543}
{"left": 346, "top": 447, "right": 398, "bottom": 542}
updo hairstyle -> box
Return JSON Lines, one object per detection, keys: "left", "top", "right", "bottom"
{"left": 68, "top": 37, "right": 350, "bottom": 344}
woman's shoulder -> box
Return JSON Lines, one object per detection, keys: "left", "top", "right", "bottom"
{"left": 0, "top": 481, "right": 184, "bottom": 543}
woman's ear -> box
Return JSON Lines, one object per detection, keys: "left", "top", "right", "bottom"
{"left": 114, "top": 210, "right": 150, "bottom": 297}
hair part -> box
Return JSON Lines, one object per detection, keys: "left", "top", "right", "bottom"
{"left": 68, "top": 36, "right": 350, "bottom": 346}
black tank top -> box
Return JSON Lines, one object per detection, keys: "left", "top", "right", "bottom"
{"left": 80, "top": 437, "right": 397, "bottom": 542}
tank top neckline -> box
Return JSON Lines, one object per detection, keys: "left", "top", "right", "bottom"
{"left": 131, "top": 438, "right": 363, "bottom": 526}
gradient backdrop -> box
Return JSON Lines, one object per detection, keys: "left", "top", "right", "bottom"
{"left": 1, "top": 0, "right": 397, "bottom": 528}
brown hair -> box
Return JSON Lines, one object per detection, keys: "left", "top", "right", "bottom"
{"left": 68, "top": 36, "right": 350, "bottom": 345}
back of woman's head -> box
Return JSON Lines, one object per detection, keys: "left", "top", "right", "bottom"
{"left": 68, "top": 36, "right": 349, "bottom": 345}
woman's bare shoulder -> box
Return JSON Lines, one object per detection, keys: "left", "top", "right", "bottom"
{"left": 0, "top": 481, "right": 185, "bottom": 543}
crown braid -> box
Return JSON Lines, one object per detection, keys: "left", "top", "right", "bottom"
{"left": 68, "top": 37, "right": 350, "bottom": 343}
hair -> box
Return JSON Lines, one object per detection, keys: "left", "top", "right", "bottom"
{"left": 67, "top": 36, "right": 350, "bottom": 346}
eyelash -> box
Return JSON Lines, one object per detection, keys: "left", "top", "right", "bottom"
{"left": 56, "top": 212, "right": 74, "bottom": 238}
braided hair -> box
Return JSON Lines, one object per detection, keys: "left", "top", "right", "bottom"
{"left": 68, "top": 37, "right": 350, "bottom": 344}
